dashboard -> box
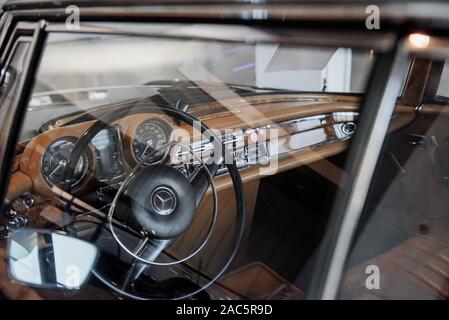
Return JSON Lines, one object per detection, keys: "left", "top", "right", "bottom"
{"left": 33, "top": 111, "right": 359, "bottom": 194}
{"left": 6, "top": 93, "right": 415, "bottom": 204}
{"left": 1, "top": 93, "right": 415, "bottom": 245}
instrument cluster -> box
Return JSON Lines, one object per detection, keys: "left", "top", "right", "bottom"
{"left": 40, "top": 119, "right": 172, "bottom": 189}
{"left": 38, "top": 111, "right": 358, "bottom": 189}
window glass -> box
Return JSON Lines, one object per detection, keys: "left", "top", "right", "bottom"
{"left": 3, "top": 25, "right": 387, "bottom": 300}
{"left": 437, "top": 61, "right": 449, "bottom": 98}
{"left": 338, "top": 57, "right": 449, "bottom": 299}
{"left": 22, "top": 32, "right": 373, "bottom": 141}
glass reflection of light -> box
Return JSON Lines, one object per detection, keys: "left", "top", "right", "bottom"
{"left": 9, "top": 232, "right": 97, "bottom": 289}
{"left": 9, "top": 233, "right": 42, "bottom": 285}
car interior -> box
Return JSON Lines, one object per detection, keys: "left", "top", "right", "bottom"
{"left": 0, "top": 10, "right": 449, "bottom": 300}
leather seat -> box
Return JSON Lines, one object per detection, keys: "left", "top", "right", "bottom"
{"left": 341, "top": 234, "right": 449, "bottom": 300}
{"left": 219, "top": 262, "right": 304, "bottom": 299}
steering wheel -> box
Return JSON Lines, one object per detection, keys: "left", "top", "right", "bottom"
{"left": 61, "top": 103, "right": 246, "bottom": 300}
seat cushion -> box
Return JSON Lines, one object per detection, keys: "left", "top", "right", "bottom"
{"left": 219, "top": 262, "right": 304, "bottom": 299}
{"left": 341, "top": 235, "right": 449, "bottom": 300}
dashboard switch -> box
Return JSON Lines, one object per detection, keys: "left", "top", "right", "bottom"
{"left": 7, "top": 215, "right": 28, "bottom": 231}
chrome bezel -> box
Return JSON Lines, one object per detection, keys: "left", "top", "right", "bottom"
{"left": 132, "top": 119, "right": 170, "bottom": 165}
{"left": 40, "top": 136, "right": 90, "bottom": 188}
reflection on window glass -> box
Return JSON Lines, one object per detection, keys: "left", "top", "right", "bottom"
{"left": 22, "top": 31, "right": 373, "bottom": 141}
{"left": 9, "top": 233, "right": 42, "bottom": 286}
{"left": 339, "top": 60, "right": 449, "bottom": 299}
{"left": 437, "top": 61, "right": 449, "bottom": 98}
{"left": 6, "top": 24, "right": 388, "bottom": 300}
{"left": 8, "top": 232, "right": 97, "bottom": 289}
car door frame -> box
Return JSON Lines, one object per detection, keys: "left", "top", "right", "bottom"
{"left": 0, "top": 16, "right": 46, "bottom": 205}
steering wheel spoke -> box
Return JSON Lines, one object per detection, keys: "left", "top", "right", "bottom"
{"left": 161, "top": 143, "right": 177, "bottom": 165}
{"left": 121, "top": 237, "right": 171, "bottom": 290}
{"left": 189, "top": 168, "right": 213, "bottom": 208}
{"left": 189, "top": 160, "right": 221, "bottom": 208}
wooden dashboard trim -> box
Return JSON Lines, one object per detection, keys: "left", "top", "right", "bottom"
{"left": 213, "top": 140, "right": 348, "bottom": 192}
{"left": 210, "top": 106, "right": 413, "bottom": 191}
{"left": 197, "top": 102, "right": 359, "bottom": 131}
{"left": 5, "top": 171, "right": 32, "bottom": 200}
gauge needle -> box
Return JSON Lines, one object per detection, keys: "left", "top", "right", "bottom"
{"left": 140, "top": 141, "right": 153, "bottom": 161}
{"left": 48, "top": 160, "right": 66, "bottom": 177}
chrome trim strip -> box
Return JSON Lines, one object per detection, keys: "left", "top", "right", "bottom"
{"left": 174, "top": 111, "right": 358, "bottom": 176}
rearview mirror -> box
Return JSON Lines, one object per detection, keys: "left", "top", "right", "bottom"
{"left": 7, "top": 229, "right": 98, "bottom": 290}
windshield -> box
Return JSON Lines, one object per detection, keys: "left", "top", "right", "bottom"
{"left": 22, "top": 28, "right": 373, "bottom": 141}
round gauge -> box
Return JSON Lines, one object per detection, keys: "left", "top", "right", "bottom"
{"left": 41, "top": 137, "right": 89, "bottom": 187}
{"left": 132, "top": 120, "right": 169, "bottom": 164}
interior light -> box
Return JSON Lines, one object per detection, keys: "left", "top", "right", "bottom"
{"left": 408, "top": 33, "right": 430, "bottom": 49}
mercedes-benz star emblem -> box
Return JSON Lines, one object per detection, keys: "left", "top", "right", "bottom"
{"left": 151, "top": 187, "right": 177, "bottom": 216}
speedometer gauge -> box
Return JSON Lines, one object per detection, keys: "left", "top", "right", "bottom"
{"left": 133, "top": 120, "right": 169, "bottom": 164}
{"left": 41, "top": 137, "right": 89, "bottom": 188}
